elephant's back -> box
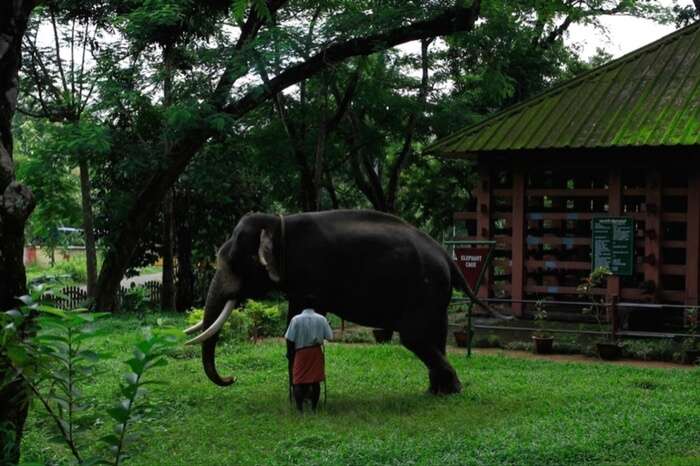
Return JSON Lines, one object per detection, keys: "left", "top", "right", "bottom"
{"left": 285, "top": 210, "right": 452, "bottom": 328}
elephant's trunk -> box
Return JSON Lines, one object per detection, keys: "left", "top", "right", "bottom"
{"left": 187, "top": 271, "right": 237, "bottom": 386}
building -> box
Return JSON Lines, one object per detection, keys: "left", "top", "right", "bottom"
{"left": 427, "top": 21, "right": 700, "bottom": 330}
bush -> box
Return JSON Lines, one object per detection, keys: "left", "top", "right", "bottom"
{"left": 242, "top": 300, "right": 285, "bottom": 338}
{"left": 622, "top": 339, "right": 678, "bottom": 362}
{"left": 186, "top": 308, "right": 251, "bottom": 343}
{"left": 337, "top": 328, "right": 374, "bottom": 343}
{"left": 473, "top": 334, "right": 501, "bottom": 348}
{"left": 52, "top": 256, "right": 88, "bottom": 283}
{"left": 504, "top": 340, "right": 532, "bottom": 351}
{"left": 121, "top": 285, "right": 149, "bottom": 315}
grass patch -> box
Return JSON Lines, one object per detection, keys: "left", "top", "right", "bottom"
{"left": 21, "top": 314, "right": 700, "bottom": 466}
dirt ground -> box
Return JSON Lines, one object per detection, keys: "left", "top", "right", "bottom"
{"left": 450, "top": 346, "right": 697, "bottom": 370}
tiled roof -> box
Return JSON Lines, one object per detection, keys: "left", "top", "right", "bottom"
{"left": 427, "top": 21, "right": 700, "bottom": 157}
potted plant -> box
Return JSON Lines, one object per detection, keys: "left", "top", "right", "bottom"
{"left": 372, "top": 328, "right": 393, "bottom": 343}
{"left": 579, "top": 267, "right": 621, "bottom": 360}
{"left": 454, "top": 327, "right": 471, "bottom": 348}
{"left": 531, "top": 300, "right": 554, "bottom": 354}
{"left": 681, "top": 308, "right": 699, "bottom": 365}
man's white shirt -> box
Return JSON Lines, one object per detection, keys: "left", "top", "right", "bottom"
{"left": 285, "top": 309, "right": 333, "bottom": 349}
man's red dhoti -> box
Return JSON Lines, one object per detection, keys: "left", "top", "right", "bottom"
{"left": 292, "top": 345, "right": 325, "bottom": 384}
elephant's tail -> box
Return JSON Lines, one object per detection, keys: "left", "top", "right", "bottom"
{"left": 448, "top": 256, "right": 512, "bottom": 320}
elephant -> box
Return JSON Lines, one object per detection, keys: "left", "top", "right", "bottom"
{"left": 184, "top": 209, "right": 503, "bottom": 395}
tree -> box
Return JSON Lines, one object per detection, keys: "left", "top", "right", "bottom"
{"left": 20, "top": 4, "right": 107, "bottom": 299}
{"left": 0, "top": 1, "right": 40, "bottom": 462}
{"left": 92, "top": 1, "right": 485, "bottom": 311}
{"left": 15, "top": 119, "right": 84, "bottom": 265}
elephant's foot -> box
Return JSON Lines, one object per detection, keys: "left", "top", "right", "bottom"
{"left": 428, "top": 369, "right": 462, "bottom": 395}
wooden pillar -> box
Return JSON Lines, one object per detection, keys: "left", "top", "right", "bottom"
{"left": 511, "top": 165, "right": 525, "bottom": 316}
{"left": 607, "top": 168, "right": 622, "bottom": 301}
{"left": 645, "top": 171, "right": 662, "bottom": 298}
{"left": 476, "top": 163, "right": 491, "bottom": 299}
{"left": 686, "top": 171, "right": 700, "bottom": 308}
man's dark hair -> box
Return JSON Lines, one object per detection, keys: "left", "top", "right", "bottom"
{"left": 301, "top": 293, "right": 318, "bottom": 310}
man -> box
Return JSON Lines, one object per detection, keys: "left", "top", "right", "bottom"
{"left": 285, "top": 295, "right": 333, "bottom": 412}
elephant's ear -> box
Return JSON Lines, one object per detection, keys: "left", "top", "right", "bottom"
{"left": 258, "top": 229, "right": 281, "bottom": 282}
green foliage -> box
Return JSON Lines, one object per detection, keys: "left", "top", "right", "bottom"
{"left": 15, "top": 120, "right": 82, "bottom": 255}
{"left": 681, "top": 308, "right": 698, "bottom": 352}
{"left": 473, "top": 334, "right": 501, "bottom": 348}
{"left": 50, "top": 256, "right": 89, "bottom": 284}
{"left": 186, "top": 308, "right": 252, "bottom": 343}
{"left": 335, "top": 328, "right": 374, "bottom": 344}
{"left": 621, "top": 339, "right": 678, "bottom": 362}
{"left": 242, "top": 300, "right": 285, "bottom": 339}
{"left": 578, "top": 267, "right": 613, "bottom": 340}
{"left": 533, "top": 300, "right": 549, "bottom": 338}
{"left": 1, "top": 291, "right": 176, "bottom": 465}
{"left": 185, "top": 300, "right": 285, "bottom": 343}
{"left": 121, "top": 286, "right": 150, "bottom": 316}
{"left": 504, "top": 340, "right": 533, "bottom": 352}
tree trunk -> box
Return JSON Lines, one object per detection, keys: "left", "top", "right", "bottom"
{"left": 0, "top": 2, "right": 38, "bottom": 463}
{"left": 161, "top": 189, "right": 175, "bottom": 310}
{"left": 175, "top": 198, "right": 194, "bottom": 311}
{"left": 79, "top": 158, "right": 98, "bottom": 300}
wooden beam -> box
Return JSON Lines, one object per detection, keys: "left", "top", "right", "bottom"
{"left": 662, "top": 264, "right": 687, "bottom": 276}
{"left": 511, "top": 165, "right": 525, "bottom": 316}
{"left": 526, "top": 260, "right": 590, "bottom": 271}
{"left": 453, "top": 211, "right": 477, "bottom": 220}
{"left": 525, "top": 285, "right": 606, "bottom": 296}
{"left": 476, "top": 164, "right": 492, "bottom": 299}
{"left": 527, "top": 236, "right": 591, "bottom": 246}
{"left": 626, "top": 187, "right": 688, "bottom": 196}
{"left": 621, "top": 289, "right": 684, "bottom": 302}
{"left": 645, "top": 171, "right": 662, "bottom": 296}
{"left": 526, "top": 188, "right": 608, "bottom": 197}
{"left": 607, "top": 168, "right": 622, "bottom": 301}
{"left": 686, "top": 172, "right": 700, "bottom": 307}
{"left": 493, "top": 189, "right": 513, "bottom": 197}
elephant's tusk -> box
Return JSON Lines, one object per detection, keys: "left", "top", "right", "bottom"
{"left": 183, "top": 320, "right": 204, "bottom": 335}
{"left": 185, "top": 300, "right": 236, "bottom": 345}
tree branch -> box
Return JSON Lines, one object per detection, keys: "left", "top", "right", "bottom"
{"left": 223, "top": 4, "right": 481, "bottom": 118}
{"left": 386, "top": 37, "right": 431, "bottom": 210}
{"left": 326, "top": 62, "right": 362, "bottom": 134}
{"left": 95, "top": 2, "right": 483, "bottom": 309}
{"left": 49, "top": 7, "right": 70, "bottom": 100}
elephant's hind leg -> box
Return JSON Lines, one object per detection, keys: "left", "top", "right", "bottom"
{"left": 400, "top": 333, "right": 462, "bottom": 395}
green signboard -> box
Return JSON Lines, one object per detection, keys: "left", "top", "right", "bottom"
{"left": 592, "top": 217, "right": 634, "bottom": 276}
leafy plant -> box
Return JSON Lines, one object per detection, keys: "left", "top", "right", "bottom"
{"left": 185, "top": 308, "right": 252, "bottom": 343}
{"left": 681, "top": 308, "right": 699, "bottom": 353}
{"left": 621, "top": 339, "right": 677, "bottom": 362}
{"left": 533, "top": 300, "right": 550, "bottom": 338}
{"left": 242, "top": 300, "right": 285, "bottom": 340}
{"left": 1, "top": 289, "right": 175, "bottom": 466}
{"left": 121, "top": 286, "right": 149, "bottom": 317}
{"left": 578, "top": 267, "right": 613, "bottom": 342}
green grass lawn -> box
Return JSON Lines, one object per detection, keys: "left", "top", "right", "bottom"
{"left": 21, "top": 314, "right": 700, "bottom": 466}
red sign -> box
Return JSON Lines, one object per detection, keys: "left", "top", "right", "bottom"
{"left": 454, "top": 248, "right": 489, "bottom": 290}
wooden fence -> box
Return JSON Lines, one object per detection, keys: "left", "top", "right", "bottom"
{"left": 40, "top": 268, "right": 212, "bottom": 311}
{"left": 42, "top": 281, "right": 165, "bottom": 311}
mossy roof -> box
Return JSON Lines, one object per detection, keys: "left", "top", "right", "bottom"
{"left": 426, "top": 21, "right": 700, "bottom": 158}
